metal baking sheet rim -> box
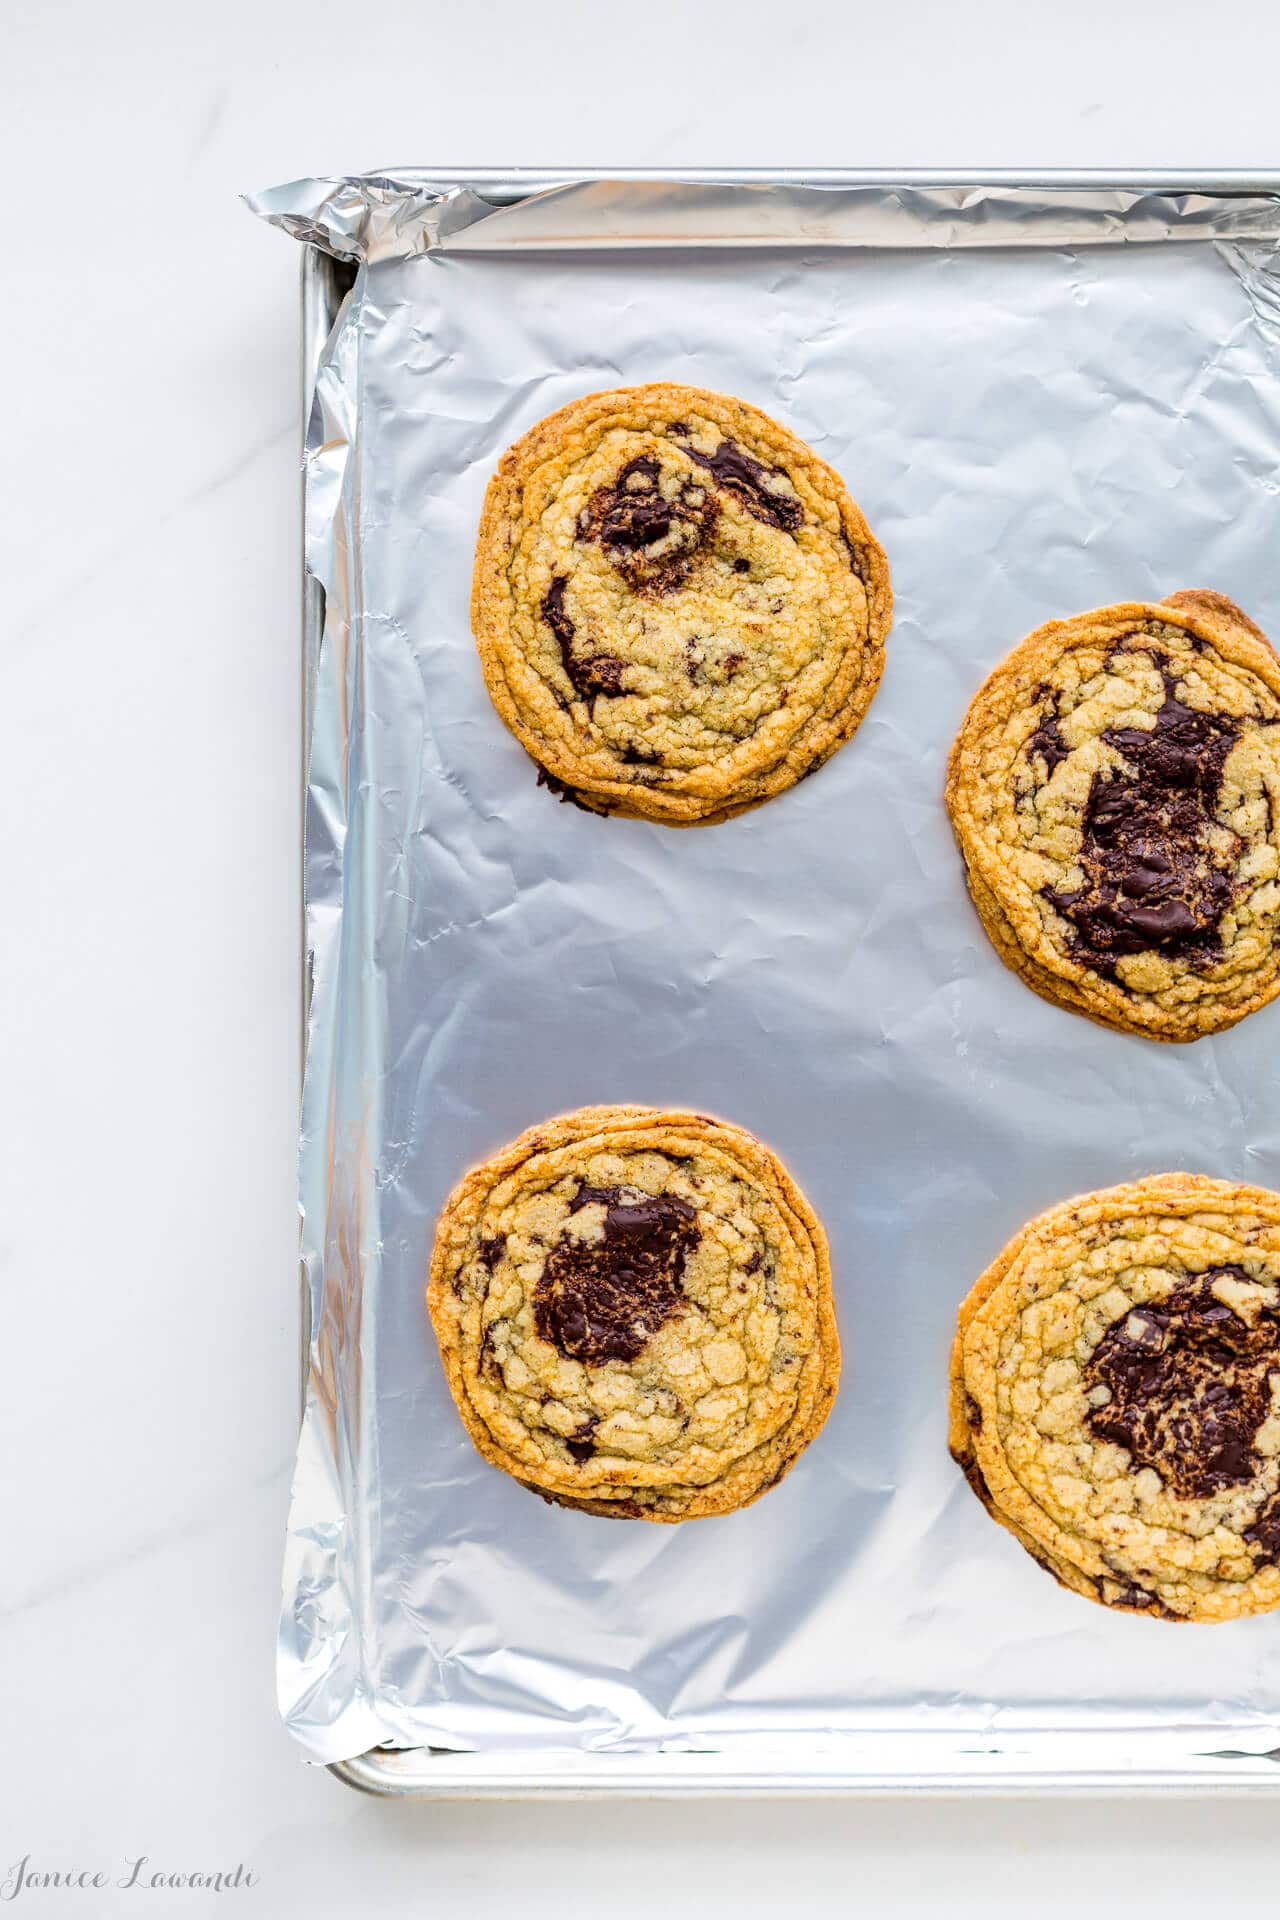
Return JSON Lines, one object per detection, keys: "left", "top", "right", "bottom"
{"left": 291, "top": 171, "right": 1280, "bottom": 1800}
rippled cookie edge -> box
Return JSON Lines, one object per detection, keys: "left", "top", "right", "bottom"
{"left": 470, "top": 383, "right": 893, "bottom": 826}
{"left": 427, "top": 1104, "right": 840, "bottom": 1522}
{"left": 946, "top": 592, "right": 1280, "bottom": 1041}
{"left": 949, "top": 1173, "right": 1280, "bottom": 1622}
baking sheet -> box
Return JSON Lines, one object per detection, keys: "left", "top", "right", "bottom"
{"left": 252, "top": 176, "right": 1280, "bottom": 1771}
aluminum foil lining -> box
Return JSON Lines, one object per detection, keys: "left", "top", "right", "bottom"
{"left": 252, "top": 175, "right": 1280, "bottom": 1766}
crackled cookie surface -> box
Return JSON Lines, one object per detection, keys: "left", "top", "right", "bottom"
{"left": 946, "top": 591, "right": 1280, "bottom": 1040}
{"left": 427, "top": 1106, "right": 838, "bottom": 1520}
{"left": 950, "top": 1173, "right": 1280, "bottom": 1621}
{"left": 471, "top": 385, "right": 892, "bottom": 824}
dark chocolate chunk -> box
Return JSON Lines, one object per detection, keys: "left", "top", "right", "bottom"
{"left": 1106, "top": 1580, "right": 1180, "bottom": 1617}
{"left": 476, "top": 1235, "right": 506, "bottom": 1272}
{"left": 965, "top": 1393, "right": 983, "bottom": 1433}
{"left": 535, "top": 765, "right": 611, "bottom": 817}
{"left": 1043, "top": 659, "right": 1241, "bottom": 976}
{"left": 541, "top": 573, "right": 574, "bottom": 651}
{"left": 959, "top": 1450, "right": 996, "bottom": 1513}
{"left": 1028, "top": 712, "right": 1070, "bottom": 774}
{"left": 678, "top": 435, "right": 804, "bottom": 532}
{"left": 479, "top": 1322, "right": 502, "bottom": 1383}
{"left": 533, "top": 1182, "right": 699, "bottom": 1366}
{"left": 1107, "top": 1579, "right": 1158, "bottom": 1609}
{"left": 573, "top": 653, "right": 626, "bottom": 698}
{"left": 1246, "top": 1488, "right": 1280, "bottom": 1564}
{"left": 1084, "top": 1269, "right": 1280, "bottom": 1499}
{"left": 840, "top": 528, "right": 867, "bottom": 580}
{"left": 565, "top": 1414, "right": 600, "bottom": 1465}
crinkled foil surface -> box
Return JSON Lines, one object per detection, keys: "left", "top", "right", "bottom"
{"left": 250, "top": 176, "right": 1280, "bottom": 1766}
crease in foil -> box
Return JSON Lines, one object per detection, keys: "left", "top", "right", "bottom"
{"left": 1218, "top": 239, "right": 1280, "bottom": 347}
{"left": 254, "top": 175, "right": 1280, "bottom": 1767}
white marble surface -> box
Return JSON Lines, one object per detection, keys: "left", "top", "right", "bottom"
{"left": 5, "top": 0, "right": 1280, "bottom": 1910}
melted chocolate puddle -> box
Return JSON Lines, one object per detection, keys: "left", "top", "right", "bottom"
{"left": 1043, "top": 659, "right": 1241, "bottom": 977}
{"left": 1085, "top": 1270, "right": 1280, "bottom": 1501}
{"left": 540, "top": 576, "right": 627, "bottom": 701}
{"left": 577, "top": 455, "right": 718, "bottom": 597}
{"left": 533, "top": 1182, "right": 698, "bottom": 1366}
{"left": 678, "top": 435, "right": 804, "bottom": 533}
{"left": 1028, "top": 707, "right": 1070, "bottom": 774}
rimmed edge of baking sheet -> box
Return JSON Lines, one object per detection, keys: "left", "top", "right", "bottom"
{"left": 285, "top": 173, "right": 1280, "bottom": 1798}
{"left": 254, "top": 169, "right": 1280, "bottom": 264}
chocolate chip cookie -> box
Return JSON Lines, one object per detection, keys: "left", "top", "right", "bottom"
{"left": 946, "top": 591, "right": 1280, "bottom": 1040}
{"left": 950, "top": 1173, "right": 1280, "bottom": 1622}
{"left": 427, "top": 1106, "right": 838, "bottom": 1520}
{"left": 471, "top": 385, "right": 892, "bottom": 824}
